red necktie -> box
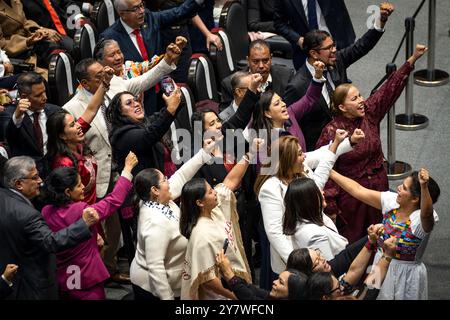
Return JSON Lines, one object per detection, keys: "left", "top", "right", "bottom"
{"left": 42, "top": 0, "right": 67, "bottom": 36}
{"left": 132, "top": 29, "right": 148, "bottom": 61}
{"left": 32, "top": 112, "right": 44, "bottom": 154}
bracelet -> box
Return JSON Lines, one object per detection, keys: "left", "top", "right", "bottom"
{"left": 365, "top": 239, "right": 376, "bottom": 252}
{"left": 381, "top": 254, "right": 392, "bottom": 262}
{"left": 242, "top": 154, "right": 250, "bottom": 163}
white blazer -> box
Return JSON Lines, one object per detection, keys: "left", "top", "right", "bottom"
{"left": 130, "top": 149, "right": 211, "bottom": 299}
{"left": 63, "top": 59, "right": 175, "bottom": 197}
{"left": 258, "top": 139, "right": 352, "bottom": 274}
{"left": 293, "top": 213, "right": 349, "bottom": 261}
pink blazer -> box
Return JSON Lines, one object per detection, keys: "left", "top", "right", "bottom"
{"left": 42, "top": 176, "right": 132, "bottom": 291}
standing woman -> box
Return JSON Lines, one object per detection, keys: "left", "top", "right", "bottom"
{"left": 180, "top": 138, "right": 264, "bottom": 300}
{"left": 255, "top": 130, "right": 362, "bottom": 276}
{"left": 46, "top": 67, "right": 114, "bottom": 204}
{"left": 41, "top": 152, "right": 138, "bottom": 300}
{"left": 329, "top": 168, "right": 440, "bottom": 300}
{"left": 315, "top": 44, "right": 428, "bottom": 243}
{"left": 130, "top": 139, "right": 216, "bottom": 300}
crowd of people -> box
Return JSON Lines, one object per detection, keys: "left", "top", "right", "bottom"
{"left": 0, "top": 0, "right": 442, "bottom": 301}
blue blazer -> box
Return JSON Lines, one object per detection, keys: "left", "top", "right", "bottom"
{"left": 274, "top": 0, "right": 355, "bottom": 69}
{"left": 100, "top": 0, "right": 200, "bottom": 61}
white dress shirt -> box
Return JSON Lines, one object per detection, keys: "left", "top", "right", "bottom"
{"left": 120, "top": 19, "right": 144, "bottom": 56}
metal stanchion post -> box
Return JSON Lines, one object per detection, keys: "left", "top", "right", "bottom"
{"left": 384, "top": 63, "right": 412, "bottom": 180}
{"left": 414, "top": 0, "right": 449, "bottom": 86}
{"left": 396, "top": 17, "right": 429, "bottom": 130}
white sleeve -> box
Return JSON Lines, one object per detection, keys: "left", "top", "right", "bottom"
{"left": 259, "top": 182, "right": 294, "bottom": 263}
{"left": 141, "top": 216, "right": 175, "bottom": 300}
{"left": 125, "top": 59, "right": 176, "bottom": 95}
{"left": 214, "top": 183, "right": 234, "bottom": 221}
{"left": 304, "top": 138, "right": 353, "bottom": 170}
{"left": 410, "top": 210, "right": 439, "bottom": 239}
{"left": 380, "top": 191, "right": 399, "bottom": 214}
{"left": 168, "top": 149, "right": 212, "bottom": 199}
{"left": 305, "top": 148, "right": 337, "bottom": 191}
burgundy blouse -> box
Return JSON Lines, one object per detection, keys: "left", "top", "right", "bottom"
{"left": 316, "top": 61, "right": 414, "bottom": 213}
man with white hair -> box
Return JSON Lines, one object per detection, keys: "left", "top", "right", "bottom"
{"left": 0, "top": 156, "right": 99, "bottom": 299}
{"left": 100, "top": 0, "right": 205, "bottom": 115}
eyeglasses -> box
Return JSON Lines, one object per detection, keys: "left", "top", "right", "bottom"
{"left": 121, "top": 2, "right": 145, "bottom": 13}
{"left": 315, "top": 42, "right": 336, "bottom": 51}
{"left": 328, "top": 283, "right": 343, "bottom": 296}
{"left": 123, "top": 96, "right": 140, "bottom": 106}
{"left": 20, "top": 174, "right": 41, "bottom": 182}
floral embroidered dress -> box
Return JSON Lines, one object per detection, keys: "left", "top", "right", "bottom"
{"left": 52, "top": 117, "right": 97, "bottom": 204}
{"left": 316, "top": 61, "right": 414, "bottom": 243}
{"left": 372, "top": 191, "right": 439, "bottom": 300}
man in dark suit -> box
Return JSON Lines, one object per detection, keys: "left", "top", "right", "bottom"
{"left": 100, "top": 0, "right": 204, "bottom": 115}
{"left": 274, "top": 0, "right": 355, "bottom": 70}
{"left": 220, "top": 39, "right": 294, "bottom": 112}
{"left": 283, "top": 3, "right": 394, "bottom": 152}
{"left": 0, "top": 156, "right": 99, "bottom": 300}
{"left": 4, "top": 72, "right": 60, "bottom": 177}
{"left": 219, "top": 71, "right": 251, "bottom": 123}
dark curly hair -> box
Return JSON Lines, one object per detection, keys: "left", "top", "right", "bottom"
{"left": 43, "top": 167, "right": 79, "bottom": 206}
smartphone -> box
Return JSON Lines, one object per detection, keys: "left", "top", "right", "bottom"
{"left": 161, "top": 76, "right": 175, "bottom": 96}
{"left": 223, "top": 238, "right": 229, "bottom": 253}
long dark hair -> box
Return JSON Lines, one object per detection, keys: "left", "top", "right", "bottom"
{"left": 252, "top": 90, "right": 276, "bottom": 147}
{"left": 286, "top": 248, "right": 314, "bottom": 276}
{"left": 283, "top": 177, "right": 324, "bottom": 235}
{"left": 46, "top": 110, "right": 79, "bottom": 169}
{"left": 179, "top": 178, "right": 207, "bottom": 239}
{"left": 43, "top": 167, "right": 79, "bottom": 206}
{"left": 106, "top": 91, "right": 137, "bottom": 131}
{"left": 286, "top": 269, "right": 309, "bottom": 300}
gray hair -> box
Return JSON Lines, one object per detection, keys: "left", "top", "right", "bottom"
{"left": 17, "top": 72, "right": 45, "bottom": 95}
{"left": 231, "top": 71, "right": 251, "bottom": 91}
{"left": 3, "top": 156, "right": 36, "bottom": 189}
{"left": 114, "top": 0, "right": 129, "bottom": 11}
{"left": 94, "top": 39, "right": 119, "bottom": 61}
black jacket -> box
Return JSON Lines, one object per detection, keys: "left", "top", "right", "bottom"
{"left": 283, "top": 28, "right": 384, "bottom": 151}
{"left": 274, "top": 0, "right": 356, "bottom": 69}
{"left": 110, "top": 108, "right": 176, "bottom": 176}
{"left": 0, "top": 188, "right": 92, "bottom": 300}
{"left": 0, "top": 277, "right": 12, "bottom": 300}
{"left": 219, "top": 64, "right": 294, "bottom": 112}
{"left": 4, "top": 103, "right": 60, "bottom": 176}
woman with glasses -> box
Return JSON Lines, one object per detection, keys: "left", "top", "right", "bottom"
{"left": 129, "top": 138, "right": 216, "bottom": 300}
{"left": 305, "top": 236, "right": 397, "bottom": 300}
{"left": 107, "top": 89, "right": 181, "bottom": 176}
{"left": 315, "top": 44, "right": 428, "bottom": 244}
{"left": 41, "top": 152, "right": 138, "bottom": 300}
{"left": 329, "top": 168, "right": 440, "bottom": 300}
{"left": 46, "top": 67, "right": 114, "bottom": 205}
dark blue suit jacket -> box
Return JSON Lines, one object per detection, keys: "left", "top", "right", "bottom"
{"left": 274, "top": 0, "right": 355, "bottom": 69}
{"left": 100, "top": 0, "right": 201, "bottom": 115}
